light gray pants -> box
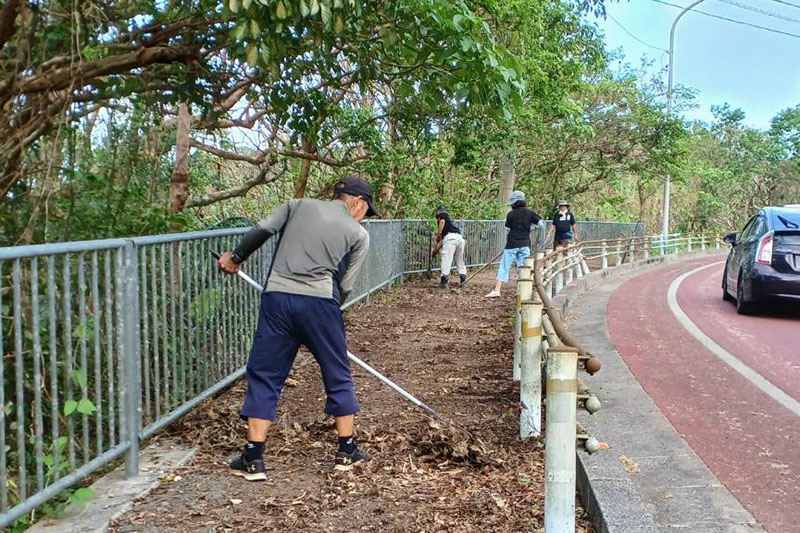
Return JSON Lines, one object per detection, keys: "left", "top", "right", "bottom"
{"left": 440, "top": 233, "right": 467, "bottom": 276}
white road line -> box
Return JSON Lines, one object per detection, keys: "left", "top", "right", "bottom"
{"left": 667, "top": 261, "right": 800, "bottom": 417}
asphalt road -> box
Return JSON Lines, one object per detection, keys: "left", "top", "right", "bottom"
{"left": 607, "top": 255, "right": 800, "bottom": 533}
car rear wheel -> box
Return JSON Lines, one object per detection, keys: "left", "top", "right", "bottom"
{"left": 736, "top": 270, "right": 756, "bottom": 315}
{"left": 722, "top": 265, "right": 734, "bottom": 302}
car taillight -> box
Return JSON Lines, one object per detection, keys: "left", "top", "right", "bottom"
{"left": 757, "top": 233, "right": 773, "bottom": 265}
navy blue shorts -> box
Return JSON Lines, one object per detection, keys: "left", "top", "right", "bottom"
{"left": 240, "top": 291, "right": 359, "bottom": 421}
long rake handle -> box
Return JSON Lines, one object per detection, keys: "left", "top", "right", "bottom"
{"left": 456, "top": 248, "right": 505, "bottom": 289}
{"left": 210, "top": 251, "right": 441, "bottom": 418}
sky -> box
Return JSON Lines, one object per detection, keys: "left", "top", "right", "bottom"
{"left": 590, "top": 0, "right": 800, "bottom": 129}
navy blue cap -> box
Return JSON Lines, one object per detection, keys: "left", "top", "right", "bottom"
{"left": 334, "top": 175, "right": 381, "bottom": 217}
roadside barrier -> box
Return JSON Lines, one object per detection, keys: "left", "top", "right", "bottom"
{"left": 513, "top": 232, "right": 723, "bottom": 531}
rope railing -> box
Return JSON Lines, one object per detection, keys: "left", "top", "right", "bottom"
{"left": 513, "top": 232, "right": 724, "bottom": 531}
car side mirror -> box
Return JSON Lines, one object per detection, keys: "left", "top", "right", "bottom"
{"left": 723, "top": 233, "right": 736, "bottom": 245}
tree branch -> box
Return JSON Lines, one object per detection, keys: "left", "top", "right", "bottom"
{"left": 18, "top": 44, "right": 200, "bottom": 94}
{"left": 278, "top": 148, "right": 362, "bottom": 167}
{"left": 0, "top": 0, "right": 22, "bottom": 53}
{"left": 191, "top": 139, "right": 268, "bottom": 165}
{"left": 185, "top": 160, "right": 287, "bottom": 208}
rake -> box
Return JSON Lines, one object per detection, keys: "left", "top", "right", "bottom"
{"left": 210, "top": 251, "right": 473, "bottom": 436}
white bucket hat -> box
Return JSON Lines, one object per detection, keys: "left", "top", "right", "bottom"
{"left": 508, "top": 190, "right": 525, "bottom": 206}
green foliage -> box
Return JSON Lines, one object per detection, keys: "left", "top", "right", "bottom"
{"left": 1, "top": 0, "right": 796, "bottom": 244}
{"left": 670, "top": 107, "right": 797, "bottom": 233}
{"left": 771, "top": 105, "right": 800, "bottom": 159}
{"left": 63, "top": 400, "right": 78, "bottom": 417}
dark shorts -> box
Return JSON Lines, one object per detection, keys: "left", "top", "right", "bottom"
{"left": 240, "top": 291, "right": 359, "bottom": 421}
{"left": 555, "top": 237, "right": 572, "bottom": 248}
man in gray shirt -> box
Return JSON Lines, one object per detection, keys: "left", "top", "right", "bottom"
{"left": 218, "top": 175, "right": 379, "bottom": 479}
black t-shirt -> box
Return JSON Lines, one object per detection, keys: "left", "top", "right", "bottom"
{"left": 436, "top": 212, "right": 460, "bottom": 237}
{"left": 505, "top": 207, "right": 541, "bottom": 249}
{"left": 552, "top": 211, "right": 576, "bottom": 239}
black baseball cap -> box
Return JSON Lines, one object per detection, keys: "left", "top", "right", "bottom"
{"left": 334, "top": 175, "right": 381, "bottom": 217}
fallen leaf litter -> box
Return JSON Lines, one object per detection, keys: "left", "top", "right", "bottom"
{"left": 110, "top": 273, "right": 594, "bottom": 532}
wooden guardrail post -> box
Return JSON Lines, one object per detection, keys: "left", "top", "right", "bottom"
{"left": 601, "top": 240, "right": 608, "bottom": 270}
{"left": 715, "top": 235, "right": 721, "bottom": 250}
{"left": 520, "top": 294, "right": 543, "bottom": 438}
{"left": 514, "top": 265, "right": 533, "bottom": 381}
{"left": 687, "top": 236, "right": 693, "bottom": 252}
{"left": 545, "top": 345, "right": 579, "bottom": 533}
{"left": 701, "top": 235, "right": 706, "bottom": 251}
{"left": 615, "top": 238, "right": 623, "bottom": 266}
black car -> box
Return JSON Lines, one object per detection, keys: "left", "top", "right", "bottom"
{"left": 722, "top": 205, "right": 800, "bottom": 314}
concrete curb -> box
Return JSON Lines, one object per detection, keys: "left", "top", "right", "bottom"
{"left": 549, "top": 251, "right": 763, "bottom": 532}
{"left": 28, "top": 442, "right": 196, "bottom": 533}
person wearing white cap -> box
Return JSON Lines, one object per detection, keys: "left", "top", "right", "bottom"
{"left": 485, "top": 191, "right": 543, "bottom": 298}
{"left": 546, "top": 199, "right": 578, "bottom": 248}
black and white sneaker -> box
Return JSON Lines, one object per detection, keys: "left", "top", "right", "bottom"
{"left": 229, "top": 454, "right": 267, "bottom": 481}
{"left": 334, "top": 447, "right": 372, "bottom": 471}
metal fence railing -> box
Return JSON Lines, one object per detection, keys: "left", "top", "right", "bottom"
{"left": 0, "top": 218, "right": 640, "bottom": 527}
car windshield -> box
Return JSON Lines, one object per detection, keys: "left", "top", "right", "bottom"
{"left": 774, "top": 212, "right": 800, "bottom": 230}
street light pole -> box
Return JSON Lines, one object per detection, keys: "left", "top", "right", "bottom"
{"left": 662, "top": 0, "right": 708, "bottom": 237}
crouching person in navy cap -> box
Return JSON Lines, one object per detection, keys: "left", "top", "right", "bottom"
{"left": 218, "top": 175, "right": 381, "bottom": 479}
{"left": 435, "top": 204, "right": 467, "bottom": 288}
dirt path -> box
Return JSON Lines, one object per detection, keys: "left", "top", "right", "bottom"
{"left": 111, "top": 272, "right": 592, "bottom": 533}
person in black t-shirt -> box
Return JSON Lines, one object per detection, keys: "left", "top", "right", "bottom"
{"left": 547, "top": 200, "right": 578, "bottom": 248}
{"left": 435, "top": 205, "right": 467, "bottom": 287}
{"left": 485, "top": 191, "right": 542, "bottom": 298}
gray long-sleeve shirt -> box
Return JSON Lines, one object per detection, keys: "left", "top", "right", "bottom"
{"left": 233, "top": 198, "right": 370, "bottom": 303}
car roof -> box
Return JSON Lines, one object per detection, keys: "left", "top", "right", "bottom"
{"left": 764, "top": 206, "right": 800, "bottom": 231}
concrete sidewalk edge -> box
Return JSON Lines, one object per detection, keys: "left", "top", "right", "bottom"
{"left": 28, "top": 441, "right": 196, "bottom": 533}
{"left": 551, "top": 251, "right": 726, "bottom": 533}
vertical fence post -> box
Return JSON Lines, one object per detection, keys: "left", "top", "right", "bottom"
{"left": 545, "top": 345, "right": 579, "bottom": 533}
{"left": 687, "top": 236, "right": 692, "bottom": 252}
{"left": 514, "top": 266, "right": 532, "bottom": 381}
{"left": 520, "top": 295, "right": 543, "bottom": 438}
{"left": 644, "top": 238, "right": 650, "bottom": 260}
{"left": 701, "top": 235, "right": 706, "bottom": 251}
{"left": 615, "top": 239, "right": 623, "bottom": 266}
{"left": 579, "top": 247, "right": 590, "bottom": 276}
{"left": 715, "top": 235, "right": 721, "bottom": 250}
{"left": 565, "top": 246, "right": 574, "bottom": 285}
{"left": 601, "top": 240, "right": 608, "bottom": 270}
{"left": 555, "top": 248, "right": 565, "bottom": 293}
{"left": 514, "top": 271, "right": 522, "bottom": 382}
{"left": 119, "top": 242, "right": 141, "bottom": 477}
{"left": 544, "top": 254, "right": 553, "bottom": 298}
{"left": 627, "top": 239, "right": 635, "bottom": 264}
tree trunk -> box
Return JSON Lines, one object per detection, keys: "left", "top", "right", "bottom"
{"left": 293, "top": 137, "right": 315, "bottom": 198}
{"left": 169, "top": 103, "right": 191, "bottom": 214}
{"left": 499, "top": 149, "right": 515, "bottom": 210}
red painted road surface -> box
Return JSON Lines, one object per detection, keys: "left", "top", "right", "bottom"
{"left": 608, "top": 255, "right": 800, "bottom": 533}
